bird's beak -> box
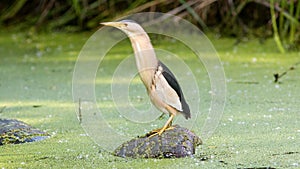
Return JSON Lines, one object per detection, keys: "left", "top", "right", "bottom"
{"left": 100, "top": 22, "right": 126, "bottom": 28}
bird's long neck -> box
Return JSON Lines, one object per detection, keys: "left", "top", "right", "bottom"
{"left": 128, "top": 33, "right": 158, "bottom": 88}
{"left": 129, "top": 33, "right": 158, "bottom": 70}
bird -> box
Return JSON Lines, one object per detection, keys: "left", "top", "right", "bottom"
{"left": 101, "top": 20, "right": 190, "bottom": 136}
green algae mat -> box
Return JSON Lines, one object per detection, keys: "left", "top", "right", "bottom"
{"left": 0, "top": 31, "right": 299, "bottom": 168}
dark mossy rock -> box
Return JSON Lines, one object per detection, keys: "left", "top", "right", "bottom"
{"left": 113, "top": 125, "right": 202, "bottom": 158}
{"left": 0, "top": 119, "right": 49, "bottom": 145}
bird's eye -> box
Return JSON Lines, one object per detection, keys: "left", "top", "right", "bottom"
{"left": 124, "top": 23, "right": 128, "bottom": 27}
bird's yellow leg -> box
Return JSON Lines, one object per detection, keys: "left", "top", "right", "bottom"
{"left": 147, "top": 114, "right": 175, "bottom": 137}
{"left": 157, "top": 114, "right": 174, "bottom": 135}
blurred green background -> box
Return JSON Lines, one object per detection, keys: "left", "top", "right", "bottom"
{"left": 0, "top": 0, "right": 299, "bottom": 52}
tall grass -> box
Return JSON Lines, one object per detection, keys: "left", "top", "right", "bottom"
{"left": 0, "top": 0, "right": 299, "bottom": 51}
{"left": 272, "top": 0, "right": 300, "bottom": 51}
{"left": 270, "top": 0, "right": 285, "bottom": 53}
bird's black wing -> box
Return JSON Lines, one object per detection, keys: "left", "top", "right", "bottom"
{"left": 158, "top": 61, "right": 191, "bottom": 119}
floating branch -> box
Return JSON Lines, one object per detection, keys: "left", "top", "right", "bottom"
{"left": 78, "top": 98, "right": 82, "bottom": 124}
{"left": 274, "top": 61, "right": 300, "bottom": 83}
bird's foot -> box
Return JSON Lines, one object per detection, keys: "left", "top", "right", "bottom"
{"left": 157, "top": 126, "right": 174, "bottom": 135}
{"left": 146, "top": 126, "right": 174, "bottom": 138}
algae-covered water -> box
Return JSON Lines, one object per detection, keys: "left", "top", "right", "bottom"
{"left": 0, "top": 30, "right": 299, "bottom": 168}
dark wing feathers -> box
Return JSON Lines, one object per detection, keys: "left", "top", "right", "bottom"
{"left": 158, "top": 61, "right": 191, "bottom": 119}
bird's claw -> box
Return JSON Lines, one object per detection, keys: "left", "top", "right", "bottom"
{"left": 146, "top": 126, "right": 174, "bottom": 138}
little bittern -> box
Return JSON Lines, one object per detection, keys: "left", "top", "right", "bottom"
{"left": 101, "top": 20, "right": 190, "bottom": 136}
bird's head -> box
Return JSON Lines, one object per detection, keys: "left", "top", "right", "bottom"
{"left": 101, "top": 20, "right": 145, "bottom": 37}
